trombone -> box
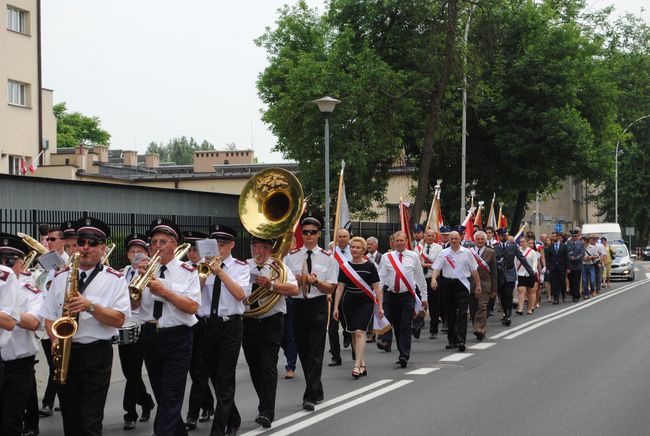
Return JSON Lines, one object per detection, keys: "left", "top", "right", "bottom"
{"left": 102, "top": 242, "right": 116, "bottom": 265}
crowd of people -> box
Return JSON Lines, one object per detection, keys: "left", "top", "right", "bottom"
{"left": 0, "top": 214, "right": 620, "bottom": 436}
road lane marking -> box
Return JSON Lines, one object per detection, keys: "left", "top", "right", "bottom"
{"left": 439, "top": 353, "right": 473, "bottom": 362}
{"left": 241, "top": 379, "right": 394, "bottom": 436}
{"left": 469, "top": 342, "right": 496, "bottom": 350}
{"left": 267, "top": 380, "right": 414, "bottom": 435}
{"left": 489, "top": 281, "right": 646, "bottom": 339}
{"left": 406, "top": 367, "right": 440, "bottom": 375}
{"left": 645, "top": 272, "right": 650, "bottom": 279}
{"left": 504, "top": 279, "right": 649, "bottom": 339}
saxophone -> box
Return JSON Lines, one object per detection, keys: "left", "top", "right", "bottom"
{"left": 51, "top": 252, "right": 81, "bottom": 385}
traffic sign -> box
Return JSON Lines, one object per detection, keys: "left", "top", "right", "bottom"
{"left": 554, "top": 223, "right": 563, "bottom": 232}
{"left": 626, "top": 227, "right": 635, "bottom": 236}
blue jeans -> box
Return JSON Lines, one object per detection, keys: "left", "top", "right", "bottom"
{"left": 582, "top": 264, "right": 596, "bottom": 296}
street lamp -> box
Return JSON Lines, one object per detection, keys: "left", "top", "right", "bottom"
{"left": 313, "top": 96, "right": 341, "bottom": 248}
{"left": 615, "top": 114, "right": 650, "bottom": 223}
{"left": 460, "top": 2, "right": 477, "bottom": 220}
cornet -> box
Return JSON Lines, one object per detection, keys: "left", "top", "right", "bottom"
{"left": 197, "top": 256, "right": 222, "bottom": 280}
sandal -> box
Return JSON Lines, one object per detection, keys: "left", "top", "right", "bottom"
{"left": 352, "top": 366, "right": 361, "bottom": 379}
{"left": 360, "top": 365, "right": 367, "bottom": 376}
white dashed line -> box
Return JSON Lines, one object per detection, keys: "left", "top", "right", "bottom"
{"left": 406, "top": 367, "right": 440, "bottom": 375}
{"left": 439, "top": 353, "right": 473, "bottom": 362}
{"left": 469, "top": 342, "right": 496, "bottom": 350}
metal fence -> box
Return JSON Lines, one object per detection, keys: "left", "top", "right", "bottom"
{"left": 1, "top": 208, "right": 401, "bottom": 269}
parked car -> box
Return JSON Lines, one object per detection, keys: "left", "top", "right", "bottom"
{"left": 610, "top": 243, "right": 635, "bottom": 281}
{"left": 643, "top": 246, "right": 650, "bottom": 261}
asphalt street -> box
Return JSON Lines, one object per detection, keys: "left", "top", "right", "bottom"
{"left": 36, "top": 262, "right": 650, "bottom": 436}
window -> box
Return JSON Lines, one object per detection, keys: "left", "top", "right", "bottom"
{"left": 8, "top": 80, "right": 29, "bottom": 107}
{"left": 224, "top": 160, "right": 229, "bottom": 165}
{"left": 8, "top": 155, "right": 20, "bottom": 175}
{"left": 6, "top": 6, "right": 29, "bottom": 34}
{"left": 386, "top": 204, "right": 400, "bottom": 223}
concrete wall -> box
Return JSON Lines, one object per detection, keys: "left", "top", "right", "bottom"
{"left": 193, "top": 149, "right": 254, "bottom": 172}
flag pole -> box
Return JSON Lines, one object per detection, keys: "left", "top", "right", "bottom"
{"left": 334, "top": 160, "right": 345, "bottom": 233}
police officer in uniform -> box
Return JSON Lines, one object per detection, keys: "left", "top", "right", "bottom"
{"left": 284, "top": 214, "right": 338, "bottom": 411}
{"left": 118, "top": 233, "right": 155, "bottom": 430}
{"left": 200, "top": 224, "right": 250, "bottom": 436}
{"left": 135, "top": 218, "right": 200, "bottom": 436}
{"left": 40, "top": 217, "right": 131, "bottom": 436}
{"left": 183, "top": 230, "right": 216, "bottom": 430}
{"left": 566, "top": 229, "right": 585, "bottom": 302}
{"left": 0, "top": 234, "right": 42, "bottom": 436}
{"left": 243, "top": 236, "right": 299, "bottom": 428}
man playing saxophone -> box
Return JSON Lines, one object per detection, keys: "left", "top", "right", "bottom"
{"left": 40, "top": 217, "right": 131, "bottom": 436}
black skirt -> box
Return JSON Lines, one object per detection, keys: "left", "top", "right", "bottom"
{"left": 341, "top": 290, "right": 374, "bottom": 332}
{"left": 517, "top": 275, "right": 536, "bottom": 288}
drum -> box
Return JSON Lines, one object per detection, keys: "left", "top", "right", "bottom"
{"left": 112, "top": 320, "right": 140, "bottom": 345}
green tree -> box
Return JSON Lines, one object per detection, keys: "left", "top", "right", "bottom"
{"left": 53, "top": 102, "right": 111, "bottom": 147}
{"left": 146, "top": 137, "right": 215, "bottom": 164}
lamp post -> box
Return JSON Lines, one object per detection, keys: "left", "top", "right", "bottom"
{"left": 313, "top": 96, "right": 341, "bottom": 248}
{"left": 615, "top": 114, "right": 650, "bottom": 223}
{"left": 460, "top": 2, "right": 477, "bottom": 220}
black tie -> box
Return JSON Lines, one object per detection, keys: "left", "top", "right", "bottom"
{"left": 78, "top": 271, "right": 87, "bottom": 289}
{"left": 210, "top": 263, "right": 225, "bottom": 316}
{"left": 153, "top": 266, "right": 166, "bottom": 320}
{"left": 426, "top": 245, "right": 431, "bottom": 255}
{"left": 306, "top": 250, "right": 313, "bottom": 274}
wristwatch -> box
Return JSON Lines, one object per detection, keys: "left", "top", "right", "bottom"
{"left": 87, "top": 303, "right": 96, "bottom": 314}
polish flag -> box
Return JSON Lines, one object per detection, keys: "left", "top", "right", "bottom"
{"left": 20, "top": 157, "right": 27, "bottom": 175}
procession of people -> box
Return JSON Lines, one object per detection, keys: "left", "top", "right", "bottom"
{"left": 0, "top": 208, "right": 616, "bottom": 435}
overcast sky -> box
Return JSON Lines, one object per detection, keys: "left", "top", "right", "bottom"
{"left": 41, "top": 0, "right": 647, "bottom": 164}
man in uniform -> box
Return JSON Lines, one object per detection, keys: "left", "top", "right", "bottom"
{"left": 545, "top": 231, "right": 568, "bottom": 304}
{"left": 419, "top": 229, "right": 442, "bottom": 339}
{"left": 182, "top": 230, "right": 216, "bottom": 429}
{"left": 45, "top": 225, "right": 69, "bottom": 264}
{"left": 328, "top": 228, "right": 352, "bottom": 366}
{"left": 40, "top": 217, "right": 131, "bottom": 436}
{"left": 468, "top": 231, "right": 497, "bottom": 340}
{"left": 378, "top": 231, "right": 428, "bottom": 368}
{"left": 135, "top": 218, "right": 200, "bottom": 436}
{"left": 566, "top": 228, "right": 585, "bottom": 302}
{"left": 117, "top": 233, "right": 155, "bottom": 430}
{"left": 412, "top": 224, "right": 425, "bottom": 250}
{"left": 243, "top": 236, "right": 299, "bottom": 428}
{"left": 284, "top": 214, "right": 337, "bottom": 411}
{"left": 493, "top": 228, "right": 534, "bottom": 326}
{"left": 200, "top": 224, "right": 250, "bottom": 436}
{"left": 0, "top": 234, "right": 41, "bottom": 436}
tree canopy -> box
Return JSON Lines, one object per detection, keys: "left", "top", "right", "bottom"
{"left": 146, "top": 137, "right": 215, "bottom": 164}
{"left": 53, "top": 102, "right": 111, "bottom": 148}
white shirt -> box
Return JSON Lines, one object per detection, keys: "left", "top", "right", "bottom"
{"left": 41, "top": 265, "right": 131, "bottom": 344}
{"left": 199, "top": 256, "right": 251, "bottom": 317}
{"left": 246, "top": 257, "right": 297, "bottom": 319}
{"left": 516, "top": 247, "right": 539, "bottom": 277}
{"left": 285, "top": 246, "right": 338, "bottom": 299}
{"left": 0, "top": 266, "right": 20, "bottom": 348}
{"left": 378, "top": 249, "right": 428, "bottom": 300}
{"left": 2, "top": 273, "right": 43, "bottom": 361}
{"left": 336, "top": 245, "right": 352, "bottom": 262}
{"left": 420, "top": 243, "right": 443, "bottom": 278}
{"left": 138, "top": 258, "right": 201, "bottom": 328}
{"left": 432, "top": 246, "right": 478, "bottom": 280}
{"left": 121, "top": 265, "right": 141, "bottom": 319}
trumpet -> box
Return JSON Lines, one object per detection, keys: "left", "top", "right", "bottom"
{"left": 197, "top": 256, "right": 222, "bottom": 280}
{"left": 102, "top": 242, "right": 116, "bottom": 265}
{"left": 129, "top": 243, "right": 191, "bottom": 301}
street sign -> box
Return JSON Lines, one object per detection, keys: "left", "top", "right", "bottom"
{"left": 626, "top": 227, "right": 635, "bottom": 236}
{"left": 554, "top": 223, "right": 563, "bottom": 232}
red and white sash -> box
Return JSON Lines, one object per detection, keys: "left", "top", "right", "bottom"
{"left": 471, "top": 248, "right": 490, "bottom": 274}
{"left": 444, "top": 250, "right": 471, "bottom": 291}
{"left": 517, "top": 248, "right": 533, "bottom": 272}
{"left": 386, "top": 251, "right": 423, "bottom": 312}
{"left": 338, "top": 258, "right": 390, "bottom": 331}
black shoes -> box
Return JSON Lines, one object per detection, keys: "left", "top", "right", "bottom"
{"left": 23, "top": 430, "right": 39, "bottom": 436}
{"left": 302, "top": 401, "right": 315, "bottom": 411}
{"left": 398, "top": 357, "right": 407, "bottom": 368}
{"left": 123, "top": 420, "right": 136, "bottom": 431}
{"left": 553, "top": 299, "right": 559, "bottom": 305}
{"left": 412, "top": 328, "right": 421, "bottom": 339}
{"left": 328, "top": 358, "right": 342, "bottom": 367}
{"left": 429, "top": 333, "right": 437, "bottom": 339}
{"left": 445, "top": 343, "right": 458, "bottom": 350}
{"left": 38, "top": 406, "right": 53, "bottom": 417}
{"left": 199, "top": 409, "right": 213, "bottom": 422}
{"left": 343, "top": 336, "right": 351, "bottom": 348}
{"left": 376, "top": 341, "right": 392, "bottom": 352}
{"left": 255, "top": 415, "right": 272, "bottom": 428}
{"left": 474, "top": 332, "right": 484, "bottom": 341}
{"left": 184, "top": 417, "right": 198, "bottom": 430}
{"left": 458, "top": 343, "right": 466, "bottom": 352}
{"left": 505, "top": 318, "right": 512, "bottom": 326}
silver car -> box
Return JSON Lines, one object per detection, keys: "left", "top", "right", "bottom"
{"left": 610, "top": 243, "right": 635, "bottom": 281}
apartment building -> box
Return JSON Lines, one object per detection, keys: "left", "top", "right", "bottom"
{"left": 1, "top": 0, "right": 56, "bottom": 175}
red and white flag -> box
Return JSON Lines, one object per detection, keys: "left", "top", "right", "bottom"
{"left": 399, "top": 200, "right": 413, "bottom": 249}
{"left": 28, "top": 151, "right": 43, "bottom": 174}
{"left": 487, "top": 194, "right": 498, "bottom": 229}
{"left": 20, "top": 157, "right": 27, "bottom": 175}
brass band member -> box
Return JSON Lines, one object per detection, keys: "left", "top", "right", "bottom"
{"left": 118, "top": 233, "right": 155, "bottom": 430}
{"left": 0, "top": 245, "right": 19, "bottom": 407}
{"left": 243, "top": 236, "right": 299, "bottom": 428}
{"left": 0, "top": 234, "right": 41, "bottom": 436}
{"left": 284, "top": 214, "right": 338, "bottom": 411}
{"left": 135, "top": 218, "right": 200, "bottom": 436}
{"left": 40, "top": 217, "right": 131, "bottom": 436}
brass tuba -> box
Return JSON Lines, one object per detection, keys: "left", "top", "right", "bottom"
{"left": 129, "top": 243, "right": 191, "bottom": 301}
{"left": 239, "top": 168, "right": 303, "bottom": 318}
{"left": 17, "top": 232, "right": 49, "bottom": 270}
{"left": 51, "top": 252, "right": 81, "bottom": 384}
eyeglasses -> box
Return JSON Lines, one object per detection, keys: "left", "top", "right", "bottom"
{"left": 46, "top": 237, "right": 61, "bottom": 242}
{"left": 77, "top": 239, "right": 100, "bottom": 247}
{"left": 302, "top": 230, "right": 319, "bottom": 236}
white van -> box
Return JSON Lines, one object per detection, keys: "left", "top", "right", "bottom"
{"left": 580, "top": 223, "right": 623, "bottom": 243}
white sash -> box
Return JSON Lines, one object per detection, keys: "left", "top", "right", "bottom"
{"left": 471, "top": 248, "right": 491, "bottom": 273}
{"left": 386, "top": 251, "right": 423, "bottom": 312}
{"left": 444, "top": 251, "right": 471, "bottom": 292}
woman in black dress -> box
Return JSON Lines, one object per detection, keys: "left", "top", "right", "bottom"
{"left": 333, "top": 237, "right": 384, "bottom": 378}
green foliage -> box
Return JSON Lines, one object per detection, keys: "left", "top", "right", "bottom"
{"left": 53, "top": 102, "right": 111, "bottom": 147}
{"left": 146, "top": 137, "right": 215, "bottom": 165}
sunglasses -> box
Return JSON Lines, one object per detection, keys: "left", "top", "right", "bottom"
{"left": 302, "top": 229, "right": 319, "bottom": 236}
{"left": 46, "top": 237, "right": 61, "bottom": 242}
{"left": 77, "top": 239, "right": 100, "bottom": 247}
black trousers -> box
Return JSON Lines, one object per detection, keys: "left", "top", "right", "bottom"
{"left": 242, "top": 313, "right": 283, "bottom": 421}
{"left": 142, "top": 324, "right": 192, "bottom": 436}
{"left": 187, "top": 321, "right": 215, "bottom": 420}
{"left": 550, "top": 268, "right": 567, "bottom": 300}
{"left": 498, "top": 280, "right": 515, "bottom": 318}
{"left": 24, "top": 372, "right": 39, "bottom": 432}
{"left": 383, "top": 292, "right": 415, "bottom": 361}
{"left": 281, "top": 298, "right": 297, "bottom": 372}
{"left": 118, "top": 340, "right": 154, "bottom": 421}
{"left": 40, "top": 338, "right": 58, "bottom": 408}
{"left": 568, "top": 269, "right": 582, "bottom": 299}
{"left": 205, "top": 317, "right": 242, "bottom": 436}
{"left": 0, "top": 355, "right": 35, "bottom": 436}
{"left": 292, "top": 296, "right": 328, "bottom": 403}
{"left": 427, "top": 277, "right": 443, "bottom": 334}
{"left": 327, "top": 299, "right": 350, "bottom": 361}
{"left": 444, "top": 279, "right": 469, "bottom": 345}
{"left": 59, "top": 341, "right": 113, "bottom": 436}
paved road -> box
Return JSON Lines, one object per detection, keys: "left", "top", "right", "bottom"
{"left": 37, "top": 263, "right": 650, "bottom": 435}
